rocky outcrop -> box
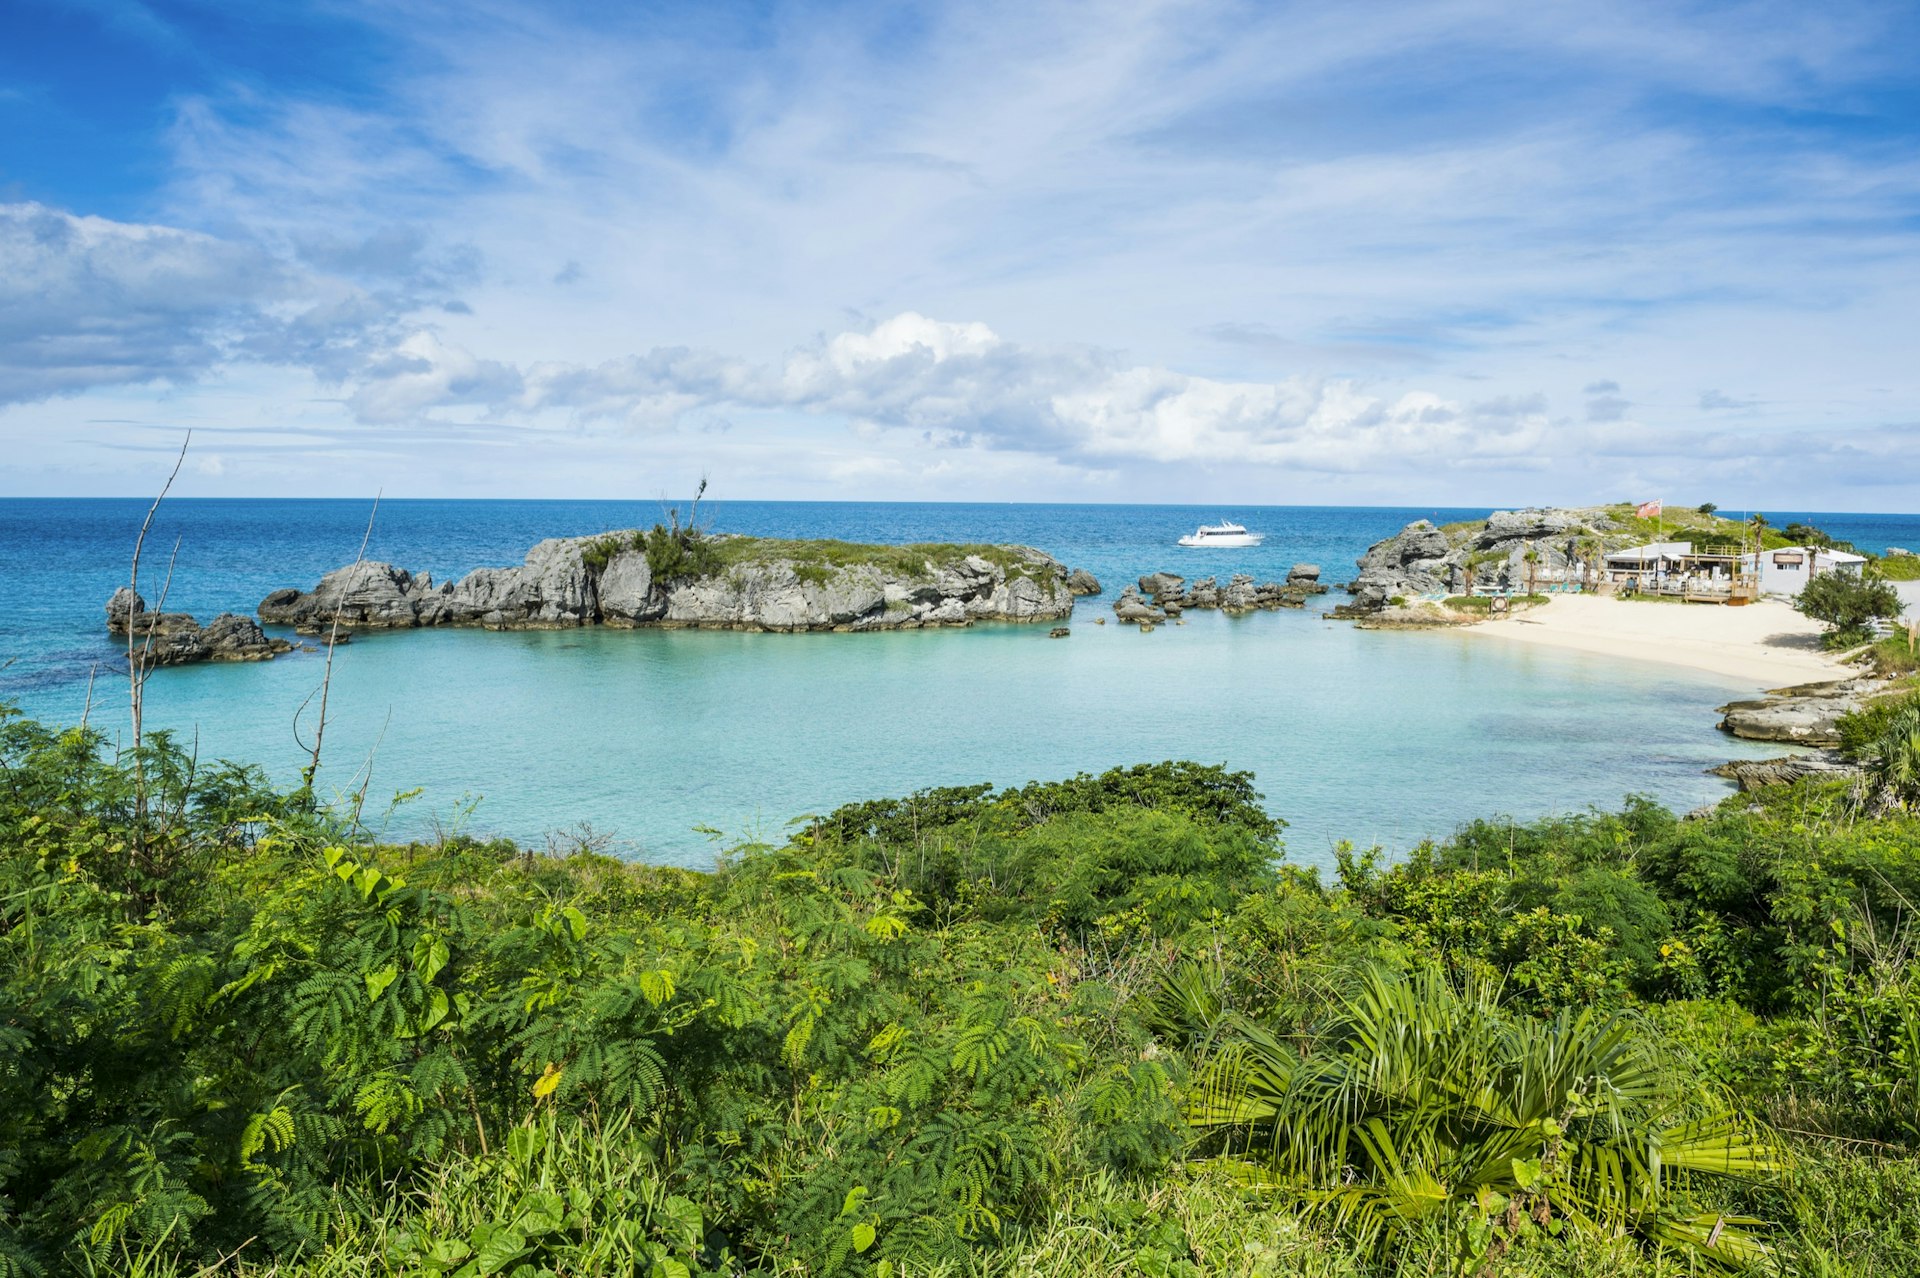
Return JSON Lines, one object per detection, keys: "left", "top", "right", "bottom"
{"left": 1122, "top": 572, "right": 1328, "bottom": 621}
{"left": 1717, "top": 680, "right": 1870, "bottom": 746}
{"left": 1711, "top": 750, "right": 1862, "bottom": 791}
{"left": 1065, "top": 568, "right": 1102, "bottom": 596}
{"left": 1112, "top": 587, "right": 1165, "bottom": 624}
{"left": 106, "top": 588, "right": 292, "bottom": 666}
{"left": 259, "top": 535, "right": 1083, "bottom": 634}
{"left": 1341, "top": 507, "right": 1627, "bottom": 613}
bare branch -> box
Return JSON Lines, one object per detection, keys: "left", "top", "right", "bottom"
{"left": 302, "top": 492, "right": 381, "bottom": 793}
{"left": 128, "top": 431, "right": 190, "bottom": 755}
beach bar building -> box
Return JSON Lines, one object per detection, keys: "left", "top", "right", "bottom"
{"left": 1740, "top": 546, "right": 1867, "bottom": 599}
{"left": 1603, "top": 541, "right": 1743, "bottom": 599}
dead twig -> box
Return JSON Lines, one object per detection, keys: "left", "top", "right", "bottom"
{"left": 127, "top": 432, "right": 190, "bottom": 843}
{"left": 301, "top": 492, "right": 381, "bottom": 794}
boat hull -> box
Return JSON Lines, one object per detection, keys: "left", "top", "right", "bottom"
{"left": 1178, "top": 534, "right": 1265, "bottom": 548}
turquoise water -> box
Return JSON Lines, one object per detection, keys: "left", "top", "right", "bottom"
{"left": 102, "top": 613, "right": 1770, "bottom": 868}
{"left": 8, "top": 499, "right": 1912, "bottom": 869}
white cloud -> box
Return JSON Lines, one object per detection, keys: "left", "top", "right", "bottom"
{"left": 4, "top": 0, "right": 1918, "bottom": 506}
{"left": 0, "top": 202, "right": 287, "bottom": 403}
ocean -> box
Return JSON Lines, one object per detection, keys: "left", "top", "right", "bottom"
{"left": 4, "top": 498, "right": 1914, "bottom": 870}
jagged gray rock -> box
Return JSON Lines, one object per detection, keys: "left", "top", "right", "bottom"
{"left": 1719, "top": 694, "right": 1851, "bottom": 745}
{"left": 1711, "top": 750, "right": 1862, "bottom": 791}
{"left": 1341, "top": 506, "right": 1631, "bottom": 613}
{"left": 1716, "top": 679, "right": 1873, "bottom": 746}
{"left": 1112, "top": 587, "right": 1165, "bottom": 623}
{"left": 1120, "top": 570, "right": 1323, "bottom": 615}
{"left": 106, "top": 590, "right": 292, "bottom": 666}
{"left": 1065, "top": 568, "right": 1102, "bottom": 596}
{"left": 259, "top": 535, "right": 1083, "bottom": 634}
{"left": 1139, "top": 572, "right": 1185, "bottom": 598}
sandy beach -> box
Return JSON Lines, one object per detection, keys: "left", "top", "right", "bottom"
{"left": 1458, "top": 595, "right": 1850, "bottom": 688}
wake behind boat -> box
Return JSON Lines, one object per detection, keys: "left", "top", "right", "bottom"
{"left": 1178, "top": 520, "right": 1265, "bottom": 548}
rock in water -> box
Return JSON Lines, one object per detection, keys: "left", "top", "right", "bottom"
{"left": 1139, "top": 571, "right": 1185, "bottom": 598}
{"left": 105, "top": 586, "right": 145, "bottom": 631}
{"left": 258, "top": 535, "right": 1084, "bottom": 634}
{"left": 200, "top": 613, "right": 293, "bottom": 661}
{"left": 258, "top": 561, "right": 436, "bottom": 631}
{"left": 1112, "top": 587, "right": 1165, "bottom": 623}
{"left": 105, "top": 590, "right": 292, "bottom": 666}
{"left": 1065, "top": 568, "right": 1102, "bottom": 596}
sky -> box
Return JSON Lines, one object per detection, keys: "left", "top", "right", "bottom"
{"left": 1, "top": 0, "right": 1917, "bottom": 508}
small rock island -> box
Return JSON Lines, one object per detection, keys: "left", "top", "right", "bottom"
{"left": 258, "top": 533, "right": 1096, "bottom": 634}
{"left": 106, "top": 587, "right": 293, "bottom": 665}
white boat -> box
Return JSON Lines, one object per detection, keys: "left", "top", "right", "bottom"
{"left": 1178, "top": 520, "right": 1265, "bottom": 548}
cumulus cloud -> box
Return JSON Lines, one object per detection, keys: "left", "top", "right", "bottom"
{"left": 470, "top": 311, "right": 1549, "bottom": 472}
{"left": 0, "top": 201, "right": 485, "bottom": 413}
{"left": 0, "top": 202, "right": 289, "bottom": 404}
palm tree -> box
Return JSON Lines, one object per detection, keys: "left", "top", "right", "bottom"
{"left": 1857, "top": 704, "right": 1920, "bottom": 814}
{"left": 1172, "top": 966, "right": 1781, "bottom": 1271}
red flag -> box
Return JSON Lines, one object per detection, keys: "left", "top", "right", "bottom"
{"left": 1636, "top": 500, "right": 1662, "bottom": 519}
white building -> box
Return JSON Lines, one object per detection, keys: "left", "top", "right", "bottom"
{"left": 1603, "top": 541, "right": 1697, "bottom": 584}
{"left": 1740, "top": 546, "right": 1867, "bottom": 598}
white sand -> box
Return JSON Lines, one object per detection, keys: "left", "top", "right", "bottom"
{"left": 1458, "top": 595, "right": 1848, "bottom": 689}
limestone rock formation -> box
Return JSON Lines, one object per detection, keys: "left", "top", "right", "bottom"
{"left": 106, "top": 589, "right": 292, "bottom": 665}
{"left": 1717, "top": 681, "right": 1865, "bottom": 746}
{"left": 259, "top": 535, "right": 1084, "bottom": 634}
{"left": 1711, "top": 750, "right": 1861, "bottom": 791}
{"left": 1118, "top": 571, "right": 1327, "bottom": 619}
{"left": 1340, "top": 507, "right": 1632, "bottom": 613}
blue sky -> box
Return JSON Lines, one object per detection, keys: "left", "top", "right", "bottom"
{"left": 2, "top": 0, "right": 1917, "bottom": 506}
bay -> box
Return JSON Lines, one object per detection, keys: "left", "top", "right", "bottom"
{"left": 4, "top": 498, "right": 1911, "bottom": 869}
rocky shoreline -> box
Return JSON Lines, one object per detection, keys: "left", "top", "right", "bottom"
{"left": 254, "top": 534, "right": 1090, "bottom": 635}
{"left": 1710, "top": 677, "right": 1894, "bottom": 793}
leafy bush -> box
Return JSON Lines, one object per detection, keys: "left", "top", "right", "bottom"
{"left": 1796, "top": 570, "right": 1902, "bottom": 648}
{"left": 1181, "top": 966, "right": 1782, "bottom": 1271}
{"left": 11, "top": 702, "right": 1920, "bottom": 1277}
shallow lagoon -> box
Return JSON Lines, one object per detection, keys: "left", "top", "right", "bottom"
{"left": 56, "top": 603, "right": 1771, "bottom": 870}
{"left": 7, "top": 497, "right": 1894, "bottom": 869}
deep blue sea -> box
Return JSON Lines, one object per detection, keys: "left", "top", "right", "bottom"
{"left": 4, "top": 499, "right": 1916, "bottom": 869}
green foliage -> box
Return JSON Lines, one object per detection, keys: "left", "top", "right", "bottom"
{"left": 9, "top": 702, "right": 1920, "bottom": 1277}
{"left": 1873, "top": 552, "right": 1920, "bottom": 581}
{"left": 1183, "top": 966, "right": 1782, "bottom": 1270}
{"left": 709, "top": 537, "right": 1060, "bottom": 589}
{"left": 1837, "top": 690, "right": 1920, "bottom": 758}
{"left": 1796, "top": 570, "right": 1902, "bottom": 647}
{"left": 1782, "top": 522, "right": 1856, "bottom": 553}
{"left": 1697, "top": 503, "right": 1718, "bottom": 515}
{"left": 1856, "top": 700, "right": 1920, "bottom": 813}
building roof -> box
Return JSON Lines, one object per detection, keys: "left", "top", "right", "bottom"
{"left": 1744, "top": 546, "right": 1868, "bottom": 566}
{"left": 1605, "top": 541, "right": 1693, "bottom": 563}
